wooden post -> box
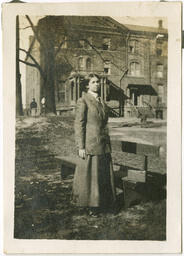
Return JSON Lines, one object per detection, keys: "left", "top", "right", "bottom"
{"left": 144, "top": 155, "right": 148, "bottom": 172}
{"left": 119, "top": 90, "right": 122, "bottom": 117}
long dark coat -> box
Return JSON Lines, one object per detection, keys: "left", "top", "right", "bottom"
{"left": 73, "top": 92, "right": 116, "bottom": 207}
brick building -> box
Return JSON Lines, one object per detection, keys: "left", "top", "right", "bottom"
{"left": 123, "top": 20, "right": 168, "bottom": 119}
{"left": 25, "top": 16, "right": 168, "bottom": 118}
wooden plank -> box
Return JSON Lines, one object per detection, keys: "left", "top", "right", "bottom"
{"left": 111, "top": 140, "right": 160, "bottom": 157}
{"left": 110, "top": 140, "right": 122, "bottom": 152}
{"left": 55, "top": 155, "right": 79, "bottom": 166}
{"left": 55, "top": 155, "right": 88, "bottom": 169}
{"left": 127, "top": 169, "right": 146, "bottom": 183}
{"left": 55, "top": 155, "right": 87, "bottom": 179}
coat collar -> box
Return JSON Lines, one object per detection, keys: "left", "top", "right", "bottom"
{"left": 84, "top": 92, "right": 106, "bottom": 119}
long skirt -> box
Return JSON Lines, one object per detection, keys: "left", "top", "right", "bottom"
{"left": 72, "top": 153, "right": 116, "bottom": 208}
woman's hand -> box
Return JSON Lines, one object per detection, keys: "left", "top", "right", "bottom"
{"left": 79, "top": 149, "right": 86, "bottom": 159}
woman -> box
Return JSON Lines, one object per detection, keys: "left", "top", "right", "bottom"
{"left": 73, "top": 74, "right": 116, "bottom": 217}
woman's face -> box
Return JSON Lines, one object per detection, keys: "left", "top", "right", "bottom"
{"left": 88, "top": 76, "right": 100, "bottom": 93}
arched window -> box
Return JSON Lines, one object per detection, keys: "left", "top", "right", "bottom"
{"left": 78, "top": 57, "right": 84, "bottom": 70}
{"left": 104, "top": 61, "right": 111, "bottom": 75}
{"left": 102, "top": 38, "right": 111, "bottom": 50}
{"left": 130, "top": 62, "right": 141, "bottom": 76}
{"left": 157, "top": 63, "right": 163, "bottom": 78}
{"left": 86, "top": 58, "right": 92, "bottom": 71}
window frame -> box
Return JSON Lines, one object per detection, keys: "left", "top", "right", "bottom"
{"left": 102, "top": 37, "right": 111, "bottom": 51}
{"left": 129, "top": 61, "right": 141, "bottom": 77}
{"left": 104, "top": 61, "right": 111, "bottom": 75}
{"left": 86, "top": 57, "right": 92, "bottom": 71}
{"left": 129, "top": 39, "right": 139, "bottom": 54}
{"left": 156, "top": 63, "right": 164, "bottom": 78}
{"left": 78, "top": 57, "right": 85, "bottom": 70}
{"left": 157, "top": 83, "right": 164, "bottom": 103}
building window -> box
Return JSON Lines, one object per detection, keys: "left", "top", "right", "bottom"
{"left": 157, "top": 84, "right": 164, "bottom": 103}
{"left": 157, "top": 64, "right": 163, "bottom": 78}
{"left": 102, "top": 38, "right": 111, "bottom": 50}
{"left": 156, "top": 39, "right": 163, "bottom": 56}
{"left": 86, "top": 37, "right": 92, "bottom": 49}
{"left": 79, "top": 37, "right": 93, "bottom": 49}
{"left": 104, "top": 61, "right": 111, "bottom": 75}
{"left": 129, "top": 62, "right": 141, "bottom": 76}
{"left": 86, "top": 58, "right": 92, "bottom": 71}
{"left": 129, "top": 40, "right": 139, "bottom": 54}
{"left": 156, "top": 48, "right": 162, "bottom": 56}
{"left": 78, "top": 57, "right": 85, "bottom": 70}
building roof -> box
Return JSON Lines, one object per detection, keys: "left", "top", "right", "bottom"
{"left": 38, "top": 16, "right": 129, "bottom": 34}
{"left": 124, "top": 24, "right": 167, "bottom": 35}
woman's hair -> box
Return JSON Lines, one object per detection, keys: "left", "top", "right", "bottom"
{"left": 85, "top": 73, "right": 100, "bottom": 84}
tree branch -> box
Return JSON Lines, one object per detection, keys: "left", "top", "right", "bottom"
{"left": 55, "top": 37, "right": 127, "bottom": 73}
{"left": 82, "top": 39, "right": 127, "bottom": 72}
{"left": 19, "top": 59, "right": 37, "bottom": 68}
{"left": 25, "top": 36, "right": 36, "bottom": 61}
{"left": 20, "top": 48, "right": 39, "bottom": 67}
{"left": 19, "top": 26, "right": 32, "bottom": 30}
{"left": 20, "top": 48, "right": 46, "bottom": 80}
{"left": 55, "top": 40, "right": 65, "bottom": 57}
{"left": 25, "top": 15, "right": 46, "bottom": 51}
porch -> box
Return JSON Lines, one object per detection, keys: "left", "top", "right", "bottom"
{"left": 56, "top": 74, "right": 127, "bottom": 117}
{"left": 124, "top": 84, "right": 158, "bottom": 118}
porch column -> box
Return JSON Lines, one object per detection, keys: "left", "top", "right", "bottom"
{"left": 137, "top": 96, "right": 140, "bottom": 106}
{"left": 104, "top": 77, "right": 107, "bottom": 102}
{"left": 100, "top": 77, "right": 104, "bottom": 100}
{"left": 77, "top": 76, "right": 80, "bottom": 100}
{"left": 140, "top": 95, "right": 143, "bottom": 106}
{"left": 126, "top": 88, "right": 130, "bottom": 106}
{"left": 74, "top": 77, "right": 77, "bottom": 103}
{"left": 132, "top": 92, "right": 135, "bottom": 105}
{"left": 119, "top": 89, "right": 122, "bottom": 117}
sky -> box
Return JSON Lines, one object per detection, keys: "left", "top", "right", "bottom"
{"left": 114, "top": 17, "right": 167, "bottom": 29}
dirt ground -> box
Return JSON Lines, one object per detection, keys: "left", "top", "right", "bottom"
{"left": 14, "top": 115, "right": 166, "bottom": 240}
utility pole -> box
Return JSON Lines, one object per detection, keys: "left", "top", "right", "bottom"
{"left": 16, "top": 15, "right": 23, "bottom": 116}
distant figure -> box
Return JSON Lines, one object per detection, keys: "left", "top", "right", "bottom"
{"left": 30, "top": 98, "right": 37, "bottom": 117}
{"left": 41, "top": 96, "right": 46, "bottom": 116}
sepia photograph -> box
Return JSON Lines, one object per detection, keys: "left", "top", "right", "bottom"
{"left": 3, "top": 1, "right": 181, "bottom": 254}
{"left": 15, "top": 14, "right": 168, "bottom": 240}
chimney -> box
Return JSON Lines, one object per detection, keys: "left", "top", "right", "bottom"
{"left": 158, "top": 20, "right": 163, "bottom": 29}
